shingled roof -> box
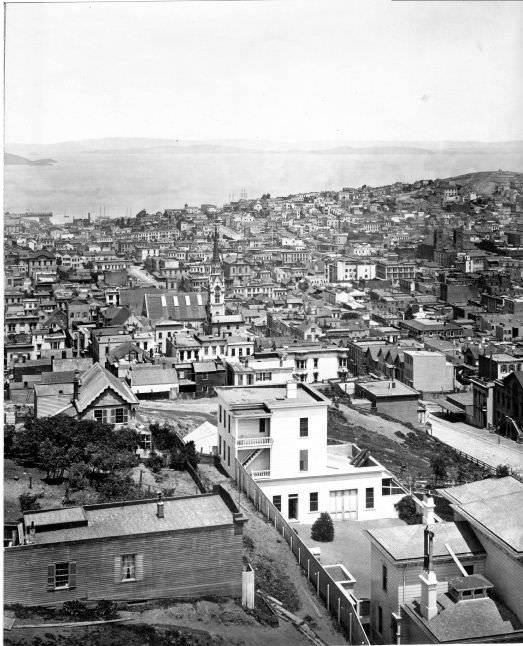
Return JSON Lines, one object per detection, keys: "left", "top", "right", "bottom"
{"left": 143, "top": 291, "right": 208, "bottom": 323}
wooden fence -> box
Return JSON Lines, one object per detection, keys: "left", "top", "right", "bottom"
{"left": 235, "top": 460, "right": 370, "bottom": 645}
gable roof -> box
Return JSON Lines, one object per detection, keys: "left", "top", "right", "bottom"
{"left": 75, "top": 363, "right": 139, "bottom": 412}
{"left": 143, "top": 291, "right": 209, "bottom": 323}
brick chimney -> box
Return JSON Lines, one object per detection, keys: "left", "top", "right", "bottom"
{"left": 419, "top": 526, "right": 438, "bottom": 621}
{"left": 156, "top": 492, "right": 164, "bottom": 519}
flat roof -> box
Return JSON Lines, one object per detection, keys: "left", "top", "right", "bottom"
{"left": 215, "top": 383, "right": 328, "bottom": 408}
{"left": 357, "top": 380, "right": 419, "bottom": 398}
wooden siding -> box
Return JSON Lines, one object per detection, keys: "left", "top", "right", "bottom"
{"left": 5, "top": 525, "right": 242, "bottom": 606}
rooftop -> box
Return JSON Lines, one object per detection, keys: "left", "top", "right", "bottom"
{"left": 368, "top": 521, "right": 484, "bottom": 563}
{"left": 21, "top": 493, "right": 235, "bottom": 546}
{"left": 215, "top": 383, "right": 328, "bottom": 408}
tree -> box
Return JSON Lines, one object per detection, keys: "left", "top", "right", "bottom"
{"left": 431, "top": 455, "right": 448, "bottom": 485}
{"left": 311, "top": 512, "right": 334, "bottom": 542}
{"left": 496, "top": 464, "right": 510, "bottom": 477}
{"left": 19, "top": 492, "right": 41, "bottom": 513}
{"left": 394, "top": 495, "right": 422, "bottom": 525}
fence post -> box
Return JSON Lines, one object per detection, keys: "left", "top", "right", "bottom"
{"left": 307, "top": 559, "right": 310, "bottom": 581}
{"left": 327, "top": 583, "right": 329, "bottom": 610}
{"left": 298, "top": 547, "right": 301, "bottom": 565}
{"left": 337, "top": 597, "right": 341, "bottom": 623}
{"left": 349, "top": 611, "right": 352, "bottom": 644}
{"left": 316, "top": 571, "right": 319, "bottom": 596}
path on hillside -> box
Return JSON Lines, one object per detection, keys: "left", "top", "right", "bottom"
{"left": 337, "top": 403, "right": 409, "bottom": 444}
{"left": 428, "top": 414, "right": 523, "bottom": 474}
{"left": 127, "top": 264, "right": 161, "bottom": 287}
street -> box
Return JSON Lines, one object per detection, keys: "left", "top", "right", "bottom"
{"left": 127, "top": 264, "right": 161, "bottom": 287}
{"left": 428, "top": 414, "right": 523, "bottom": 474}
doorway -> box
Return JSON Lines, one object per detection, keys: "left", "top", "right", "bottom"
{"left": 329, "top": 489, "right": 358, "bottom": 520}
{"left": 288, "top": 494, "right": 298, "bottom": 520}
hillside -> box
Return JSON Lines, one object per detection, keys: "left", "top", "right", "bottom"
{"left": 5, "top": 153, "right": 57, "bottom": 166}
{"left": 444, "top": 170, "right": 523, "bottom": 195}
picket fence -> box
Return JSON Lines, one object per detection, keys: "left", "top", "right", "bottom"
{"left": 235, "top": 460, "right": 370, "bottom": 645}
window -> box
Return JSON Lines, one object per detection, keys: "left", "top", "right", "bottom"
{"left": 48, "top": 562, "right": 76, "bottom": 590}
{"left": 227, "top": 446, "right": 231, "bottom": 467}
{"left": 121, "top": 554, "right": 136, "bottom": 581}
{"left": 259, "top": 419, "right": 265, "bottom": 433}
{"left": 228, "top": 415, "right": 231, "bottom": 433}
{"left": 382, "top": 564, "right": 388, "bottom": 591}
{"left": 299, "top": 418, "right": 308, "bottom": 437}
{"left": 464, "top": 564, "right": 474, "bottom": 575}
{"left": 313, "top": 358, "right": 318, "bottom": 368}
{"left": 299, "top": 449, "right": 308, "bottom": 472}
{"left": 366, "top": 488, "right": 375, "bottom": 509}
{"left": 382, "top": 478, "right": 403, "bottom": 496}
{"left": 94, "top": 409, "right": 108, "bottom": 423}
{"left": 273, "top": 495, "right": 282, "bottom": 512}
{"left": 219, "top": 405, "right": 222, "bottom": 424}
{"left": 377, "top": 605, "right": 383, "bottom": 635}
{"left": 114, "top": 408, "right": 128, "bottom": 424}
{"left": 310, "top": 492, "right": 318, "bottom": 512}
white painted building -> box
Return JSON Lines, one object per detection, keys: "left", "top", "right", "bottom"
{"left": 215, "top": 382, "right": 404, "bottom": 523}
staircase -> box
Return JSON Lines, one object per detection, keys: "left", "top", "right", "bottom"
{"left": 505, "top": 416, "right": 523, "bottom": 444}
{"left": 242, "top": 448, "right": 262, "bottom": 468}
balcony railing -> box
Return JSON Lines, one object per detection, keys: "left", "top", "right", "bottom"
{"left": 236, "top": 436, "right": 273, "bottom": 449}
{"left": 252, "top": 469, "right": 271, "bottom": 480}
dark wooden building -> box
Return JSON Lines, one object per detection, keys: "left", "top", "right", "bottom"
{"left": 4, "top": 488, "right": 246, "bottom": 607}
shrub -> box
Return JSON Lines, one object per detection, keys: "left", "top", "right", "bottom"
{"left": 395, "top": 495, "right": 422, "bottom": 525}
{"left": 311, "top": 512, "right": 334, "bottom": 542}
{"left": 496, "top": 464, "right": 510, "bottom": 477}
{"left": 19, "top": 492, "right": 41, "bottom": 512}
{"left": 62, "top": 599, "right": 89, "bottom": 619}
{"left": 395, "top": 431, "right": 406, "bottom": 440}
{"left": 95, "top": 600, "right": 118, "bottom": 620}
{"left": 146, "top": 451, "right": 164, "bottom": 474}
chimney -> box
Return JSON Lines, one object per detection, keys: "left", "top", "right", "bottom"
{"left": 73, "top": 369, "right": 80, "bottom": 401}
{"left": 422, "top": 494, "right": 435, "bottom": 524}
{"left": 156, "top": 492, "right": 164, "bottom": 519}
{"left": 419, "top": 526, "right": 438, "bottom": 621}
{"left": 286, "top": 381, "right": 297, "bottom": 399}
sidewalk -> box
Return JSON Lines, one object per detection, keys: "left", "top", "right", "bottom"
{"left": 428, "top": 414, "right": 523, "bottom": 473}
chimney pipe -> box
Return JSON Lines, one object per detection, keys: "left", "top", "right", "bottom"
{"left": 157, "top": 492, "right": 164, "bottom": 518}
{"left": 286, "top": 381, "right": 297, "bottom": 399}
{"left": 422, "top": 494, "right": 435, "bottom": 524}
{"left": 419, "top": 526, "right": 438, "bottom": 621}
{"left": 73, "top": 369, "right": 80, "bottom": 401}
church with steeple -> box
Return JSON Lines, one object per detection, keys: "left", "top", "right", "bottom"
{"left": 207, "top": 226, "right": 225, "bottom": 320}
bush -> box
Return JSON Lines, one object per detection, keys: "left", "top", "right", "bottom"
{"left": 496, "top": 464, "right": 510, "bottom": 477}
{"left": 62, "top": 599, "right": 89, "bottom": 620}
{"left": 19, "top": 492, "right": 41, "bottom": 512}
{"left": 311, "top": 512, "right": 334, "bottom": 542}
{"left": 146, "top": 451, "right": 164, "bottom": 474}
{"left": 95, "top": 600, "right": 118, "bottom": 620}
{"left": 395, "top": 495, "right": 423, "bottom": 525}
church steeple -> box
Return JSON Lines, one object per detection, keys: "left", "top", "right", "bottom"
{"left": 212, "top": 226, "right": 220, "bottom": 267}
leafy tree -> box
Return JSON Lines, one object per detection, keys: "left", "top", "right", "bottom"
{"left": 147, "top": 451, "right": 164, "bottom": 473}
{"left": 4, "top": 424, "right": 16, "bottom": 457}
{"left": 394, "top": 495, "right": 422, "bottom": 525}
{"left": 431, "top": 455, "right": 448, "bottom": 484}
{"left": 311, "top": 512, "right": 334, "bottom": 542}
{"left": 496, "top": 464, "right": 510, "bottom": 477}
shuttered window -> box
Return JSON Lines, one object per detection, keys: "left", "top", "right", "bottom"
{"left": 47, "top": 562, "right": 76, "bottom": 591}
{"left": 115, "top": 554, "right": 144, "bottom": 583}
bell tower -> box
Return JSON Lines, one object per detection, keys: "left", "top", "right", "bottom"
{"left": 208, "top": 226, "right": 225, "bottom": 319}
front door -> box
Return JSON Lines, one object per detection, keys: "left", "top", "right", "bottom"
{"left": 329, "top": 489, "right": 358, "bottom": 520}
{"left": 288, "top": 494, "right": 298, "bottom": 520}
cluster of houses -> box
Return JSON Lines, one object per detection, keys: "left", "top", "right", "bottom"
{"left": 3, "top": 174, "right": 523, "bottom": 642}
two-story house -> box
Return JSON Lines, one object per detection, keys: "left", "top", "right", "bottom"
{"left": 215, "top": 382, "right": 404, "bottom": 523}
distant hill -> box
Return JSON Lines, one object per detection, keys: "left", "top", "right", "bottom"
{"left": 313, "top": 146, "right": 434, "bottom": 155}
{"left": 443, "top": 170, "right": 523, "bottom": 194}
{"left": 5, "top": 153, "right": 57, "bottom": 166}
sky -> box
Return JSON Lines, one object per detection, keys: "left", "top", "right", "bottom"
{"left": 5, "top": 0, "right": 523, "bottom": 145}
